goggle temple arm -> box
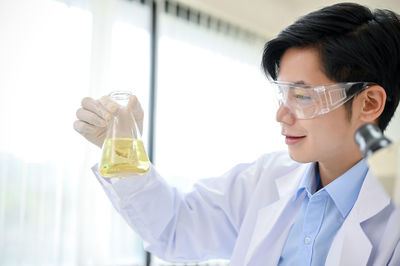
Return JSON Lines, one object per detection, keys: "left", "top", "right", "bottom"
{"left": 327, "top": 87, "right": 348, "bottom": 109}
{"left": 315, "top": 86, "right": 330, "bottom": 115}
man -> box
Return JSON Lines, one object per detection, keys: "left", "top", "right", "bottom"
{"left": 74, "top": 3, "right": 400, "bottom": 265}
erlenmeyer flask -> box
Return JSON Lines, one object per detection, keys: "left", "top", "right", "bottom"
{"left": 99, "top": 91, "right": 150, "bottom": 178}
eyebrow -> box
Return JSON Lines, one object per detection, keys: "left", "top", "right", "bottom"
{"left": 293, "top": 80, "right": 307, "bottom": 85}
{"left": 276, "top": 80, "right": 311, "bottom": 86}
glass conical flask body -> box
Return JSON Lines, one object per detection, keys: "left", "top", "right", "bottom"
{"left": 99, "top": 91, "right": 150, "bottom": 178}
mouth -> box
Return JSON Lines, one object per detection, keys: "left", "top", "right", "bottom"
{"left": 284, "top": 135, "right": 306, "bottom": 145}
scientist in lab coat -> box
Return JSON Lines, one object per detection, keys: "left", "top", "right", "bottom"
{"left": 74, "top": 3, "right": 400, "bottom": 266}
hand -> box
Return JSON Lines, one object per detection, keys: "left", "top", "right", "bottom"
{"left": 73, "top": 95, "right": 144, "bottom": 148}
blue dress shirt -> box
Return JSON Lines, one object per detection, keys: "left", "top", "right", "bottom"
{"left": 278, "top": 159, "right": 369, "bottom": 266}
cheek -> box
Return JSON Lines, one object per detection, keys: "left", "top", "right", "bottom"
{"left": 307, "top": 115, "right": 352, "bottom": 149}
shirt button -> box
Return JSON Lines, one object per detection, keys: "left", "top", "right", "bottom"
{"left": 304, "top": 236, "right": 311, "bottom": 244}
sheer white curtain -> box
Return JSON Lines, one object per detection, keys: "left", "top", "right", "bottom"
{"left": 0, "top": 0, "right": 150, "bottom": 265}
{"left": 154, "top": 13, "right": 285, "bottom": 192}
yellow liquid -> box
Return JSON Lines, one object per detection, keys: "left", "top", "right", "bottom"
{"left": 99, "top": 138, "right": 150, "bottom": 178}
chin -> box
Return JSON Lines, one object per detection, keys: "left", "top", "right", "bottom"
{"left": 287, "top": 149, "right": 313, "bottom": 163}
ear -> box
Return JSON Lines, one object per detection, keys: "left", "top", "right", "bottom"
{"left": 354, "top": 85, "right": 386, "bottom": 123}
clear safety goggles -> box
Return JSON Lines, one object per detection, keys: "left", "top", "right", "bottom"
{"left": 270, "top": 81, "right": 375, "bottom": 119}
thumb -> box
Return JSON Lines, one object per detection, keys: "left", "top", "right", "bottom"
{"left": 128, "top": 95, "right": 144, "bottom": 135}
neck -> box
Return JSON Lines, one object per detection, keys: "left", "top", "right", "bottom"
{"left": 318, "top": 155, "right": 363, "bottom": 187}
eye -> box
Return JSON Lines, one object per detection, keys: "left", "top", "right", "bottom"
{"left": 295, "top": 94, "right": 311, "bottom": 100}
{"left": 294, "top": 93, "right": 314, "bottom": 108}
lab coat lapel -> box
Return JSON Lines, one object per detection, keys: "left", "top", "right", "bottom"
{"left": 325, "top": 214, "right": 372, "bottom": 266}
{"left": 326, "top": 170, "right": 391, "bottom": 266}
{"left": 245, "top": 164, "right": 309, "bottom": 266}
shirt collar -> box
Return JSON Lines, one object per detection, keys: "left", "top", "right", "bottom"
{"left": 324, "top": 159, "right": 369, "bottom": 218}
{"left": 294, "top": 159, "right": 369, "bottom": 218}
{"left": 295, "top": 163, "right": 319, "bottom": 200}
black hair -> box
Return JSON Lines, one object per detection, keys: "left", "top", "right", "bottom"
{"left": 262, "top": 2, "right": 400, "bottom": 131}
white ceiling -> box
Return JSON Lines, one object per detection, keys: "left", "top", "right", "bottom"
{"left": 176, "top": 0, "right": 400, "bottom": 38}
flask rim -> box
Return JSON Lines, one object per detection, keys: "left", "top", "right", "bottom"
{"left": 109, "top": 91, "right": 132, "bottom": 101}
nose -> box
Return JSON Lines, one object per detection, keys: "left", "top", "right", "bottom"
{"left": 276, "top": 103, "right": 296, "bottom": 125}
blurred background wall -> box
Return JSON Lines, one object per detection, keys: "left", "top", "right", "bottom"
{"left": 177, "top": 0, "right": 400, "bottom": 36}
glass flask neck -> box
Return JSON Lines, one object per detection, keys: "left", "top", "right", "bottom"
{"left": 109, "top": 91, "right": 131, "bottom": 107}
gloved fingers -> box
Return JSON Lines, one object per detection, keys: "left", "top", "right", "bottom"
{"left": 73, "top": 120, "right": 105, "bottom": 148}
{"left": 128, "top": 95, "right": 144, "bottom": 134}
{"left": 76, "top": 107, "right": 107, "bottom": 127}
{"left": 127, "top": 95, "right": 144, "bottom": 120}
{"left": 81, "top": 97, "right": 114, "bottom": 121}
{"left": 73, "top": 120, "right": 99, "bottom": 136}
{"left": 99, "top": 96, "right": 119, "bottom": 116}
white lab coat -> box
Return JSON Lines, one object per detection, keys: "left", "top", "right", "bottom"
{"left": 93, "top": 151, "right": 400, "bottom": 266}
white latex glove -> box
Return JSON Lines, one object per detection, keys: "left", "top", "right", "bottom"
{"left": 73, "top": 95, "right": 144, "bottom": 148}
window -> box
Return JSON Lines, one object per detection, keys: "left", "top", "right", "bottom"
{"left": 154, "top": 10, "right": 285, "bottom": 192}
